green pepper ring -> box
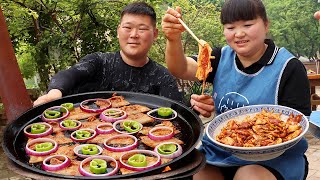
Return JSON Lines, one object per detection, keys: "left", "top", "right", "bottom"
{"left": 82, "top": 144, "right": 99, "bottom": 155}
{"left": 61, "top": 102, "right": 74, "bottom": 111}
{"left": 123, "top": 120, "right": 142, "bottom": 133}
{"left": 157, "top": 143, "right": 177, "bottom": 155}
{"left": 127, "top": 154, "right": 147, "bottom": 167}
{"left": 31, "top": 123, "right": 46, "bottom": 134}
{"left": 44, "top": 110, "right": 61, "bottom": 119}
{"left": 41, "top": 106, "right": 70, "bottom": 122}
{"left": 89, "top": 159, "right": 107, "bottom": 174}
{"left": 157, "top": 107, "right": 173, "bottom": 117}
{"left": 35, "top": 142, "right": 54, "bottom": 152}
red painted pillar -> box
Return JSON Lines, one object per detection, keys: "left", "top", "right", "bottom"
{"left": 0, "top": 7, "right": 32, "bottom": 123}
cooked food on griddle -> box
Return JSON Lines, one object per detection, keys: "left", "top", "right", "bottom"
{"left": 22, "top": 95, "right": 185, "bottom": 177}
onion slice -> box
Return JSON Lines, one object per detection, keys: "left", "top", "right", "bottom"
{"left": 59, "top": 119, "right": 82, "bottom": 131}
{"left": 113, "top": 120, "right": 142, "bottom": 135}
{"left": 42, "top": 155, "right": 71, "bottom": 171}
{"left": 148, "top": 126, "right": 174, "bottom": 141}
{"left": 96, "top": 123, "right": 115, "bottom": 134}
{"left": 154, "top": 142, "right": 183, "bottom": 159}
{"left": 80, "top": 98, "right": 111, "bottom": 113}
{"left": 103, "top": 134, "right": 138, "bottom": 152}
{"left": 70, "top": 128, "right": 97, "bottom": 142}
{"left": 119, "top": 150, "right": 161, "bottom": 172}
{"left": 100, "top": 108, "right": 127, "bottom": 123}
{"left": 25, "top": 138, "right": 58, "bottom": 156}
{"left": 73, "top": 144, "right": 103, "bottom": 158}
{"left": 79, "top": 155, "right": 119, "bottom": 176}
{"left": 147, "top": 108, "right": 177, "bottom": 121}
{"left": 23, "top": 122, "right": 53, "bottom": 138}
{"left": 41, "top": 106, "right": 70, "bottom": 123}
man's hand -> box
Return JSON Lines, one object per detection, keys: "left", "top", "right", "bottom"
{"left": 190, "top": 94, "right": 215, "bottom": 117}
{"left": 33, "top": 89, "right": 62, "bottom": 107}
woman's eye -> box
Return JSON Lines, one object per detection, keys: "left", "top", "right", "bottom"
{"left": 244, "top": 24, "right": 253, "bottom": 27}
{"left": 227, "top": 27, "right": 234, "bottom": 30}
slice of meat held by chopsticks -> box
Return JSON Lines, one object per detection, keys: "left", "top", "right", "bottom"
{"left": 195, "top": 39, "right": 213, "bottom": 94}
{"left": 176, "top": 16, "right": 214, "bottom": 94}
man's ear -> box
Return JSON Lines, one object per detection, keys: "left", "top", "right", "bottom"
{"left": 117, "top": 25, "right": 120, "bottom": 38}
{"left": 153, "top": 28, "right": 159, "bottom": 41}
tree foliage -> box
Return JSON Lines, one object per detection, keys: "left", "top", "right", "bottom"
{"left": 0, "top": 0, "right": 319, "bottom": 92}
{"left": 264, "top": 0, "right": 320, "bottom": 60}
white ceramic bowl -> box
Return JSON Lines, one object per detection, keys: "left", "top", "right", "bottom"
{"left": 206, "top": 104, "right": 309, "bottom": 161}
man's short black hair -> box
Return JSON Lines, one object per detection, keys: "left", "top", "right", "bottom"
{"left": 120, "top": 2, "right": 157, "bottom": 27}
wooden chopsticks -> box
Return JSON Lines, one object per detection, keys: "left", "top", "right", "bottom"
{"left": 177, "top": 18, "right": 205, "bottom": 47}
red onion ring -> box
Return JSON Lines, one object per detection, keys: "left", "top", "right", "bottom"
{"left": 80, "top": 98, "right": 111, "bottom": 113}
{"left": 96, "top": 123, "right": 115, "bottom": 134}
{"left": 42, "top": 155, "right": 71, "bottom": 171}
{"left": 154, "top": 142, "right": 183, "bottom": 159}
{"left": 112, "top": 120, "right": 142, "bottom": 135}
{"left": 73, "top": 144, "right": 103, "bottom": 158}
{"left": 41, "top": 106, "right": 70, "bottom": 123}
{"left": 25, "top": 138, "right": 58, "bottom": 156}
{"left": 103, "top": 134, "right": 138, "bottom": 152}
{"left": 23, "top": 122, "right": 53, "bottom": 138}
{"left": 70, "top": 128, "right": 97, "bottom": 142}
{"left": 79, "top": 155, "right": 119, "bottom": 177}
{"left": 99, "top": 108, "right": 127, "bottom": 123}
{"left": 148, "top": 126, "right": 174, "bottom": 141}
{"left": 59, "top": 120, "right": 82, "bottom": 131}
{"left": 119, "top": 150, "right": 161, "bottom": 172}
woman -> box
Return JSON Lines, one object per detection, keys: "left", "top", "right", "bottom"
{"left": 162, "top": 0, "right": 310, "bottom": 179}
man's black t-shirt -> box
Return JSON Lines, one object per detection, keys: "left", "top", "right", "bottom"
{"left": 48, "top": 51, "right": 183, "bottom": 102}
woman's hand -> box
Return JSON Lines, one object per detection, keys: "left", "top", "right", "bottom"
{"left": 190, "top": 94, "right": 215, "bottom": 117}
{"left": 33, "top": 89, "right": 62, "bottom": 107}
{"left": 161, "top": 7, "right": 185, "bottom": 42}
{"left": 315, "top": 11, "right": 320, "bottom": 20}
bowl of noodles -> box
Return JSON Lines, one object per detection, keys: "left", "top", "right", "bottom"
{"left": 205, "top": 104, "right": 309, "bottom": 161}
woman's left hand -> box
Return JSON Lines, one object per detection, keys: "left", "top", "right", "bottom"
{"left": 190, "top": 94, "right": 215, "bottom": 117}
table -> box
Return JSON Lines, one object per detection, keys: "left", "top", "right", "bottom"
{"left": 308, "top": 74, "right": 320, "bottom": 110}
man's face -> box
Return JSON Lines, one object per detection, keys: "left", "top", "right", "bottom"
{"left": 117, "top": 14, "right": 158, "bottom": 60}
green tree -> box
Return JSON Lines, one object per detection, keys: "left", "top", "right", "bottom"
{"left": 264, "top": 0, "right": 320, "bottom": 60}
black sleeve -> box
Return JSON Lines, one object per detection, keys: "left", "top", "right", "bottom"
{"left": 47, "top": 53, "right": 102, "bottom": 96}
{"left": 278, "top": 59, "right": 311, "bottom": 116}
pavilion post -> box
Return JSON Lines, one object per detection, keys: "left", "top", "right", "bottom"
{"left": 0, "top": 7, "right": 32, "bottom": 123}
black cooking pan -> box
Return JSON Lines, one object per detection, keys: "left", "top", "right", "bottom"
{"left": 2, "top": 91, "right": 203, "bottom": 179}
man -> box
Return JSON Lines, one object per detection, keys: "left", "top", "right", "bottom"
{"left": 34, "top": 2, "right": 183, "bottom": 106}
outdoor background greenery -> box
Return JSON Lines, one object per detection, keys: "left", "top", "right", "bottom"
{"left": 0, "top": 0, "right": 320, "bottom": 93}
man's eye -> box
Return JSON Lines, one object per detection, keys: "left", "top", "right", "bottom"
{"left": 123, "top": 26, "right": 131, "bottom": 29}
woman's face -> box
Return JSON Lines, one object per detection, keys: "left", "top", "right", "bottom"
{"left": 117, "top": 14, "right": 158, "bottom": 60}
{"left": 223, "top": 17, "right": 269, "bottom": 60}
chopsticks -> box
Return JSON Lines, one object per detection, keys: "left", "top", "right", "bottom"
{"left": 177, "top": 18, "right": 205, "bottom": 47}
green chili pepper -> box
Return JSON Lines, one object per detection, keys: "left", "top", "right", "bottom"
{"left": 127, "top": 154, "right": 147, "bottom": 167}
{"left": 89, "top": 159, "right": 107, "bottom": 174}
{"left": 31, "top": 124, "right": 46, "bottom": 134}
{"left": 123, "top": 120, "right": 140, "bottom": 133}
{"left": 44, "top": 110, "right": 61, "bottom": 119}
{"left": 157, "top": 144, "right": 177, "bottom": 155}
{"left": 35, "top": 142, "right": 53, "bottom": 152}
{"left": 81, "top": 144, "right": 99, "bottom": 155}
{"left": 75, "top": 130, "right": 91, "bottom": 139}
{"left": 157, "top": 107, "right": 173, "bottom": 117}
{"left": 62, "top": 120, "right": 77, "bottom": 128}
{"left": 61, "top": 103, "right": 74, "bottom": 112}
